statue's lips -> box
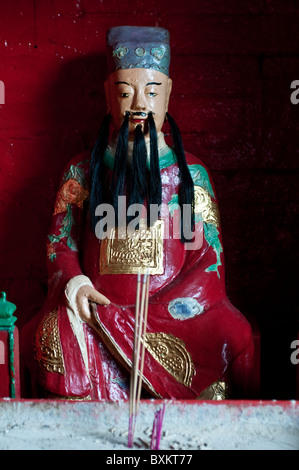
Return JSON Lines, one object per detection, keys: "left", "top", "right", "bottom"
{"left": 130, "top": 114, "right": 147, "bottom": 124}
{"left": 132, "top": 117, "right": 146, "bottom": 123}
{"left": 130, "top": 111, "right": 148, "bottom": 118}
{"left": 128, "top": 111, "right": 153, "bottom": 126}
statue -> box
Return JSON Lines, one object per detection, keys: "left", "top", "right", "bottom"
{"left": 21, "top": 26, "right": 255, "bottom": 400}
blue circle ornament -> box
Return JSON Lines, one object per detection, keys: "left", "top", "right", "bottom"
{"left": 150, "top": 46, "right": 165, "bottom": 61}
{"left": 113, "top": 46, "right": 128, "bottom": 59}
{"left": 135, "top": 47, "right": 146, "bottom": 57}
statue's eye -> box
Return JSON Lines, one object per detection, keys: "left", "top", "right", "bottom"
{"left": 120, "top": 92, "right": 130, "bottom": 98}
{"left": 147, "top": 92, "right": 157, "bottom": 97}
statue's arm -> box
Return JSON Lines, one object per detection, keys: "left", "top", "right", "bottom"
{"left": 46, "top": 156, "right": 109, "bottom": 320}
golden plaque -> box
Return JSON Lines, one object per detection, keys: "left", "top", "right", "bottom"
{"left": 99, "top": 219, "right": 164, "bottom": 275}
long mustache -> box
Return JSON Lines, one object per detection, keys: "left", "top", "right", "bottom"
{"left": 127, "top": 111, "right": 155, "bottom": 117}
{"left": 110, "top": 111, "right": 130, "bottom": 225}
{"left": 148, "top": 112, "right": 162, "bottom": 225}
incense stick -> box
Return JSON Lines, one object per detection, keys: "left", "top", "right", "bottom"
{"left": 128, "top": 270, "right": 150, "bottom": 448}
{"left": 136, "top": 272, "right": 150, "bottom": 414}
{"left": 128, "top": 272, "right": 141, "bottom": 447}
{"left": 150, "top": 404, "right": 166, "bottom": 450}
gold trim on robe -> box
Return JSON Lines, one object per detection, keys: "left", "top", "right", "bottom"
{"left": 34, "top": 309, "right": 65, "bottom": 375}
{"left": 194, "top": 185, "right": 220, "bottom": 227}
{"left": 141, "top": 332, "right": 196, "bottom": 387}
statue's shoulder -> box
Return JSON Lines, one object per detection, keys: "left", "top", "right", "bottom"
{"left": 184, "top": 151, "right": 209, "bottom": 170}
{"left": 59, "top": 150, "right": 91, "bottom": 185}
{"left": 63, "top": 150, "right": 91, "bottom": 172}
{"left": 184, "top": 151, "right": 215, "bottom": 188}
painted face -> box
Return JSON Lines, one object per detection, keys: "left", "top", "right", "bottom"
{"left": 105, "top": 68, "right": 172, "bottom": 139}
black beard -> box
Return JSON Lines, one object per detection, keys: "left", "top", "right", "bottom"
{"left": 111, "top": 111, "right": 162, "bottom": 227}
{"left": 90, "top": 111, "right": 194, "bottom": 241}
{"left": 90, "top": 112, "right": 162, "bottom": 230}
{"left": 126, "top": 122, "right": 148, "bottom": 225}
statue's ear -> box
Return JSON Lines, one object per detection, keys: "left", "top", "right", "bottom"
{"left": 165, "top": 78, "right": 173, "bottom": 113}
{"left": 104, "top": 79, "right": 111, "bottom": 113}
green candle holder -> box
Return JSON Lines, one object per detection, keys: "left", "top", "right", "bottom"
{"left": 0, "top": 292, "right": 17, "bottom": 327}
{"left": 0, "top": 292, "right": 17, "bottom": 398}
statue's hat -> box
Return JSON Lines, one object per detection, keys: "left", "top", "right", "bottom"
{"left": 106, "top": 26, "right": 170, "bottom": 77}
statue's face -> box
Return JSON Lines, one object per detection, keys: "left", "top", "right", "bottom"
{"left": 105, "top": 68, "right": 172, "bottom": 139}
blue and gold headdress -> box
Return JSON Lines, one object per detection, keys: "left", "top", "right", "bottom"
{"left": 106, "top": 26, "right": 171, "bottom": 77}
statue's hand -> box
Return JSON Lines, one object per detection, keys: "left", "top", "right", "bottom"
{"left": 76, "top": 285, "right": 110, "bottom": 324}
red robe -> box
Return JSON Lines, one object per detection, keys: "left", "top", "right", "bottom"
{"left": 21, "top": 145, "right": 255, "bottom": 400}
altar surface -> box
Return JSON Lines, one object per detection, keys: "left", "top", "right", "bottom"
{"left": 0, "top": 399, "right": 298, "bottom": 450}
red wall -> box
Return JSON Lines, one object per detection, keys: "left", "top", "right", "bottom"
{"left": 0, "top": 1, "right": 298, "bottom": 398}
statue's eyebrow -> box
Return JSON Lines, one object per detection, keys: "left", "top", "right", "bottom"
{"left": 114, "top": 81, "right": 162, "bottom": 86}
{"left": 115, "top": 81, "right": 130, "bottom": 85}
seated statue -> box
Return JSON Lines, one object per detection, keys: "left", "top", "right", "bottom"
{"left": 21, "top": 26, "right": 255, "bottom": 401}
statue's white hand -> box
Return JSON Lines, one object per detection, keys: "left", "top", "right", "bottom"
{"left": 76, "top": 284, "right": 110, "bottom": 324}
